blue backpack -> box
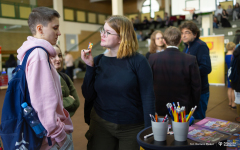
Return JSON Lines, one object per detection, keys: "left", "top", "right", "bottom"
{"left": 0, "top": 47, "right": 52, "bottom": 150}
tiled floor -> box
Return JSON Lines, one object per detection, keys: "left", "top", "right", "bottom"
{"left": 0, "top": 79, "right": 238, "bottom": 149}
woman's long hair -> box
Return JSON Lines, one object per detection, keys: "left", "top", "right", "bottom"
{"left": 149, "top": 30, "right": 166, "bottom": 53}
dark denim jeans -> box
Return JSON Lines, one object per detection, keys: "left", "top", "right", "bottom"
{"left": 193, "top": 92, "right": 210, "bottom": 119}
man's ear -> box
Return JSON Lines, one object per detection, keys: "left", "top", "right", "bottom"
{"left": 36, "top": 24, "right": 43, "bottom": 35}
{"left": 177, "top": 39, "right": 182, "bottom": 47}
{"left": 163, "top": 39, "right": 167, "bottom": 45}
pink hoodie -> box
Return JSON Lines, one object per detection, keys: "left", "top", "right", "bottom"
{"left": 17, "top": 36, "right": 73, "bottom": 150}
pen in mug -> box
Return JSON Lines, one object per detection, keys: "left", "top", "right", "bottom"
{"left": 170, "top": 103, "right": 174, "bottom": 114}
{"left": 181, "top": 107, "right": 185, "bottom": 122}
{"left": 191, "top": 106, "right": 197, "bottom": 115}
{"left": 173, "top": 102, "right": 176, "bottom": 108}
{"left": 144, "top": 133, "right": 154, "bottom": 139}
{"left": 155, "top": 112, "right": 158, "bottom": 122}
{"left": 176, "top": 108, "right": 181, "bottom": 122}
{"left": 186, "top": 108, "right": 194, "bottom": 122}
{"left": 162, "top": 114, "right": 168, "bottom": 122}
{"left": 180, "top": 108, "right": 184, "bottom": 122}
{"left": 167, "top": 104, "right": 174, "bottom": 120}
{"left": 174, "top": 107, "right": 177, "bottom": 122}
{"left": 176, "top": 109, "right": 179, "bottom": 122}
{"left": 187, "top": 106, "right": 197, "bottom": 122}
{"left": 149, "top": 114, "right": 155, "bottom": 122}
{"left": 182, "top": 106, "right": 186, "bottom": 122}
{"left": 164, "top": 116, "right": 168, "bottom": 122}
{"left": 177, "top": 102, "right": 180, "bottom": 108}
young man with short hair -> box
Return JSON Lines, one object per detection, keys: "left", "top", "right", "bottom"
{"left": 148, "top": 26, "right": 201, "bottom": 116}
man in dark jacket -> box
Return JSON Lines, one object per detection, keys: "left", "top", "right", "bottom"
{"left": 148, "top": 26, "right": 201, "bottom": 116}
{"left": 180, "top": 21, "right": 212, "bottom": 119}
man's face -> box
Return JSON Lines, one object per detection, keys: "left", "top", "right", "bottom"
{"left": 181, "top": 28, "right": 197, "bottom": 44}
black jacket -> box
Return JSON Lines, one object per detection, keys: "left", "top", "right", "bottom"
{"left": 149, "top": 48, "right": 201, "bottom": 115}
{"left": 183, "top": 38, "right": 212, "bottom": 94}
{"left": 232, "top": 46, "right": 240, "bottom": 92}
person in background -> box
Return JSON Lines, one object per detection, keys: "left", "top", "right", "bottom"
{"left": 149, "top": 17, "right": 157, "bottom": 28}
{"left": 213, "top": 16, "right": 219, "bottom": 28}
{"left": 133, "top": 16, "right": 140, "bottom": 30}
{"left": 227, "top": 5, "right": 233, "bottom": 17}
{"left": 134, "top": 16, "right": 140, "bottom": 24}
{"left": 143, "top": 16, "right": 150, "bottom": 29}
{"left": 225, "top": 42, "right": 236, "bottom": 109}
{"left": 5, "top": 54, "right": 17, "bottom": 81}
{"left": 65, "top": 51, "right": 74, "bottom": 81}
{"left": 160, "top": 12, "right": 169, "bottom": 28}
{"left": 156, "top": 15, "right": 162, "bottom": 22}
{"left": 192, "top": 12, "right": 198, "bottom": 20}
{"left": 17, "top": 6, "right": 73, "bottom": 149}
{"left": 81, "top": 15, "right": 155, "bottom": 150}
{"left": 146, "top": 30, "right": 166, "bottom": 59}
{"left": 148, "top": 26, "right": 201, "bottom": 116}
{"left": 137, "top": 30, "right": 145, "bottom": 41}
{"left": 221, "top": 9, "right": 232, "bottom": 28}
{"left": 233, "top": 2, "right": 240, "bottom": 21}
{"left": 229, "top": 44, "right": 240, "bottom": 122}
{"left": 180, "top": 21, "right": 212, "bottom": 119}
{"left": 51, "top": 45, "right": 80, "bottom": 117}
{"left": 215, "top": 5, "right": 223, "bottom": 22}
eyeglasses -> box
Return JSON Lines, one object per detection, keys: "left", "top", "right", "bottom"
{"left": 100, "top": 28, "right": 119, "bottom": 37}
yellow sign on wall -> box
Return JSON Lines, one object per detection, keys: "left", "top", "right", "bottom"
{"left": 200, "top": 35, "right": 225, "bottom": 86}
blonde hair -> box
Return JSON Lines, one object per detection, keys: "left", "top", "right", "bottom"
{"left": 226, "top": 42, "right": 236, "bottom": 51}
{"left": 149, "top": 30, "right": 166, "bottom": 53}
{"left": 52, "top": 44, "right": 63, "bottom": 72}
{"left": 106, "top": 15, "right": 138, "bottom": 58}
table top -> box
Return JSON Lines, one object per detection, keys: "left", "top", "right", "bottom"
{"left": 137, "top": 126, "right": 226, "bottom": 150}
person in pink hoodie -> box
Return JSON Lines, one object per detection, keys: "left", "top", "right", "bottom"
{"left": 17, "top": 7, "right": 73, "bottom": 150}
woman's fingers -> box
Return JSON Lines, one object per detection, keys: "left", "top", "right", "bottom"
{"left": 81, "top": 49, "right": 94, "bottom": 67}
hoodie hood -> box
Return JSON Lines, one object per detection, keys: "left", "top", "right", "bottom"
{"left": 17, "top": 36, "right": 56, "bottom": 61}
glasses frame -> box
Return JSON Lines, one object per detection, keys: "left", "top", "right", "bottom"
{"left": 100, "top": 28, "right": 119, "bottom": 37}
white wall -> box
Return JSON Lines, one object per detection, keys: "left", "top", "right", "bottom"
{"left": 64, "top": 21, "right": 101, "bottom": 34}
{"left": 0, "top": 18, "right": 28, "bottom": 26}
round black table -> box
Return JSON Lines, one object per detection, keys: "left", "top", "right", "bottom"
{"left": 137, "top": 126, "right": 227, "bottom": 150}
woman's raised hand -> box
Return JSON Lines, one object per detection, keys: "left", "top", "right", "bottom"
{"left": 81, "top": 49, "right": 94, "bottom": 67}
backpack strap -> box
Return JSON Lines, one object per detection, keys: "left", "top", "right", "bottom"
{"left": 58, "top": 72, "right": 70, "bottom": 88}
{"left": 22, "top": 46, "right": 51, "bottom": 70}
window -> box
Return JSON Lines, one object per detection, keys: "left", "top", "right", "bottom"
{"left": 141, "top": 0, "right": 160, "bottom": 18}
{"left": 216, "top": 0, "right": 236, "bottom": 5}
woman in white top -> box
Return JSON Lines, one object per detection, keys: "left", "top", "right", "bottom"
{"left": 146, "top": 30, "right": 166, "bottom": 59}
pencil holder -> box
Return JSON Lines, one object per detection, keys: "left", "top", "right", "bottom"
{"left": 151, "top": 118, "right": 168, "bottom": 141}
{"left": 172, "top": 121, "right": 189, "bottom": 141}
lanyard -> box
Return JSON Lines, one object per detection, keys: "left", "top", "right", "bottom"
{"left": 185, "top": 47, "right": 189, "bottom": 54}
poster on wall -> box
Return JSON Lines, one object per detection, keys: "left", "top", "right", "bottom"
{"left": 200, "top": 35, "right": 225, "bottom": 86}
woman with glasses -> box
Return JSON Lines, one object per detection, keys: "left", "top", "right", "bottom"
{"left": 81, "top": 15, "right": 155, "bottom": 150}
{"left": 146, "top": 30, "right": 166, "bottom": 59}
{"left": 51, "top": 45, "right": 80, "bottom": 117}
